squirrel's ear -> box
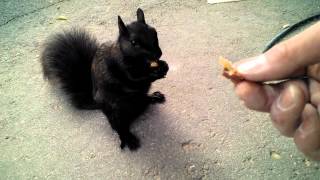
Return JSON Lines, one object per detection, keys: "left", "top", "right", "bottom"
{"left": 118, "top": 16, "right": 128, "bottom": 36}
{"left": 137, "top": 8, "right": 146, "bottom": 24}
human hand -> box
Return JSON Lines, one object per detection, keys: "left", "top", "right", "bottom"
{"left": 233, "top": 22, "right": 320, "bottom": 160}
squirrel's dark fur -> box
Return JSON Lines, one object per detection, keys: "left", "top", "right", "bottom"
{"left": 41, "top": 9, "right": 169, "bottom": 150}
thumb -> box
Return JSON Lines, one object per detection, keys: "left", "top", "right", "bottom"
{"left": 235, "top": 22, "right": 320, "bottom": 82}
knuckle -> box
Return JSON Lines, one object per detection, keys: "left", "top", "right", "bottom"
{"left": 308, "top": 64, "right": 320, "bottom": 81}
{"left": 272, "top": 42, "right": 291, "bottom": 64}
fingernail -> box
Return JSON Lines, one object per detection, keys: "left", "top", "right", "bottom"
{"left": 237, "top": 55, "right": 267, "bottom": 74}
{"left": 276, "top": 85, "right": 296, "bottom": 111}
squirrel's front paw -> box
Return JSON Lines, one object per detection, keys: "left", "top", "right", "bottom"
{"left": 149, "top": 60, "right": 169, "bottom": 81}
{"left": 150, "top": 91, "right": 165, "bottom": 104}
{"left": 157, "top": 60, "right": 169, "bottom": 76}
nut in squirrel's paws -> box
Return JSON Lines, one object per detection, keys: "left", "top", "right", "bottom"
{"left": 218, "top": 56, "right": 243, "bottom": 80}
{"left": 150, "top": 60, "right": 159, "bottom": 68}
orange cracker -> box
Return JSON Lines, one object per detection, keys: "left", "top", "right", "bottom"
{"left": 150, "top": 60, "right": 159, "bottom": 68}
{"left": 218, "top": 56, "right": 243, "bottom": 80}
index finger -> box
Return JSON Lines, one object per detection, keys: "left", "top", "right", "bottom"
{"left": 235, "top": 22, "right": 320, "bottom": 82}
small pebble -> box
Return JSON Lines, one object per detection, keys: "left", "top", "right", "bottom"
{"left": 304, "top": 159, "right": 311, "bottom": 167}
{"left": 282, "top": 24, "right": 290, "bottom": 29}
{"left": 56, "top": 16, "right": 68, "bottom": 20}
{"left": 270, "top": 151, "right": 281, "bottom": 160}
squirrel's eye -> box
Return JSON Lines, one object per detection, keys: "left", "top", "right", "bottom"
{"left": 131, "top": 40, "right": 139, "bottom": 47}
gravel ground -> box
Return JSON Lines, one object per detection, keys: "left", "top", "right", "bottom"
{"left": 1, "top": 0, "right": 320, "bottom": 179}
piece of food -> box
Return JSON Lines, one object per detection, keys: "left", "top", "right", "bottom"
{"left": 150, "top": 61, "right": 159, "bottom": 68}
{"left": 219, "top": 56, "right": 236, "bottom": 75}
{"left": 219, "top": 56, "right": 243, "bottom": 80}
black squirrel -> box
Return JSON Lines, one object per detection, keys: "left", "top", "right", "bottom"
{"left": 41, "top": 8, "right": 169, "bottom": 150}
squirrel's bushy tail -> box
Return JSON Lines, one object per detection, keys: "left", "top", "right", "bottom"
{"left": 41, "top": 29, "right": 99, "bottom": 109}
